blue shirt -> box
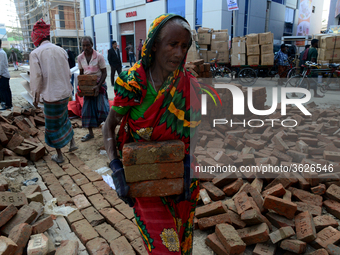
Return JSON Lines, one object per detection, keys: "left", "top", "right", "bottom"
{"left": 274, "top": 50, "right": 289, "bottom": 66}
{"left": 0, "top": 48, "right": 10, "bottom": 78}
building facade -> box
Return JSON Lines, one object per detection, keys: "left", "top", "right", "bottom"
{"left": 14, "top": 0, "right": 84, "bottom": 54}
{"left": 81, "top": 0, "right": 324, "bottom": 63}
{"left": 328, "top": 0, "right": 340, "bottom": 31}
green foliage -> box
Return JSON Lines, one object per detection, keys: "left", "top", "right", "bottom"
{"left": 3, "top": 48, "right": 23, "bottom": 62}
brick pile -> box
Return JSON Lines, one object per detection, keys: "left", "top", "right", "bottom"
{"left": 123, "top": 140, "right": 185, "bottom": 197}
{"left": 195, "top": 102, "right": 340, "bottom": 254}
{"left": 0, "top": 106, "right": 47, "bottom": 169}
{"left": 185, "top": 59, "right": 212, "bottom": 78}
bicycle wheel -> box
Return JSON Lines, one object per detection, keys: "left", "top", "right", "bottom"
{"left": 287, "top": 67, "right": 297, "bottom": 79}
{"left": 213, "top": 66, "right": 233, "bottom": 83}
{"left": 324, "top": 73, "right": 340, "bottom": 91}
{"left": 238, "top": 68, "right": 257, "bottom": 86}
{"left": 285, "top": 75, "right": 310, "bottom": 99}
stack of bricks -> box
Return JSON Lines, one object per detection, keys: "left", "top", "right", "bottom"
{"left": 194, "top": 101, "right": 340, "bottom": 254}
{"left": 185, "top": 59, "right": 212, "bottom": 78}
{"left": 122, "top": 140, "right": 185, "bottom": 197}
{"left": 77, "top": 75, "right": 97, "bottom": 97}
{"left": 201, "top": 83, "right": 267, "bottom": 125}
{"left": 0, "top": 106, "right": 47, "bottom": 169}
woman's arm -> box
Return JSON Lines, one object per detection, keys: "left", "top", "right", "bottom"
{"left": 102, "top": 108, "right": 124, "bottom": 161}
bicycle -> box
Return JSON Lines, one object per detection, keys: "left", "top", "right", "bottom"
{"left": 285, "top": 61, "right": 339, "bottom": 99}
{"left": 269, "top": 57, "right": 297, "bottom": 80}
{"left": 209, "top": 57, "right": 233, "bottom": 83}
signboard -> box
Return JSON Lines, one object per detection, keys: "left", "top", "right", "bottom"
{"left": 296, "top": 0, "right": 312, "bottom": 46}
{"left": 330, "top": 25, "right": 340, "bottom": 34}
{"left": 227, "top": 0, "right": 239, "bottom": 11}
{"left": 126, "top": 11, "right": 137, "bottom": 18}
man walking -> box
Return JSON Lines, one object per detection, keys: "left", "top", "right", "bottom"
{"left": 30, "top": 19, "right": 78, "bottom": 163}
{"left": 9, "top": 49, "right": 18, "bottom": 71}
{"left": 0, "top": 39, "right": 12, "bottom": 110}
{"left": 125, "top": 42, "right": 135, "bottom": 67}
{"left": 108, "top": 41, "right": 122, "bottom": 86}
{"left": 274, "top": 44, "right": 289, "bottom": 86}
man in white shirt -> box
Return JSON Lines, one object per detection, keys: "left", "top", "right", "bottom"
{"left": 30, "top": 19, "right": 77, "bottom": 163}
{"left": 0, "top": 39, "right": 12, "bottom": 110}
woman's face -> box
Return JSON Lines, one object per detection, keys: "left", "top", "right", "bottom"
{"left": 82, "top": 39, "right": 93, "bottom": 55}
{"left": 153, "top": 22, "right": 191, "bottom": 74}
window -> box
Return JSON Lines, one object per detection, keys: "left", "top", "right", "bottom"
{"left": 272, "top": 0, "right": 284, "bottom": 4}
{"left": 195, "top": 0, "right": 202, "bottom": 30}
{"left": 92, "top": 16, "right": 96, "bottom": 50}
{"left": 109, "top": 13, "right": 113, "bottom": 45}
{"left": 112, "top": 0, "right": 115, "bottom": 10}
{"left": 84, "top": 0, "right": 91, "bottom": 17}
{"left": 284, "top": 7, "right": 294, "bottom": 36}
{"left": 244, "top": 0, "right": 249, "bottom": 35}
{"left": 59, "top": 6, "right": 65, "bottom": 29}
{"left": 167, "top": 0, "right": 185, "bottom": 18}
{"left": 95, "top": 0, "right": 107, "bottom": 14}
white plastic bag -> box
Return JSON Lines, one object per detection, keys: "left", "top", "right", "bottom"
{"left": 44, "top": 198, "right": 77, "bottom": 217}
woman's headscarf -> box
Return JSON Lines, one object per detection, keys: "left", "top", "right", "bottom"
{"left": 31, "top": 19, "right": 50, "bottom": 47}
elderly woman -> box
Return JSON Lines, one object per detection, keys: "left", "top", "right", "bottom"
{"left": 103, "top": 14, "right": 201, "bottom": 254}
{"left": 77, "top": 36, "right": 110, "bottom": 141}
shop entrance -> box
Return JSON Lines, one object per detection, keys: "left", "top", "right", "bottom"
{"left": 121, "top": 34, "right": 134, "bottom": 64}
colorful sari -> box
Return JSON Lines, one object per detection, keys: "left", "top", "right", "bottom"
{"left": 112, "top": 14, "right": 201, "bottom": 254}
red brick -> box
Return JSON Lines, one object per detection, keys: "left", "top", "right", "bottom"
{"left": 265, "top": 173, "right": 296, "bottom": 190}
{"left": 8, "top": 223, "right": 32, "bottom": 254}
{"left": 0, "top": 236, "right": 18, "bottom": 254}
{"left": 80, "top": 182, "right": 99, "bottom": 197}
{"left": 0, "top": 159, "right": 21, "bottom": 169}
{"left": 86, "top": 237, "right": 111, "bottom": 255}
{"left": 88, "top": 194, "right": 110, "bottom": 211}
{"left": 110, "top": 236, "right": 135, "bottom": 255}
{"left": 215, "top": 223, "right": 246, "bottom": 255}
{"left": 22, "top": 185, "right": 41, "bottom": 196}
{"left": 101, "top": 190, "right": 123, "bottom": 207}
{"left": 263, "top": 195, "right": 297, "bottom": 219}
{"left": 205, "top": 233, "right": 228, "bottom": 255}
{"left": 92, "top": 181, "right": 111, "bottom": 193}
{"left": 324, "top": 200, "right": 340, "bottom": 220}
{"left": 94, "top": 223, "right": 121, "bottom": 244}
{"left": 122, "top": 140, "right": 185, "bottom": 166}
{"left": 0, "top": 204, "right": 18, "bottom": 228}
{"left": 245, "top": 139, "right": 265, "bottom": 150}
{"left": 312, "top": 226, "right": 340, "bottom": 249}
{"left": 234, "top": 191, "right": 253, "bottom": 215}
{"left": 128, "top": 178, "right": 183, "bottom": 197}
{"left": 326, "top": 244, "right": 340, "bottom": 255}
{"left": 309, "top": 249, "right": 329, "bottom": 255}
{"left": 61, "top": 163, "right": 80, "bottom": 176}
{"left": 253, "top": 242, "right": 277, "bottom": 255}
{"left": 72, "top": 173, "right": 90, "bottom": 186}
{"left": 240, "top": 209, "right": 270, "bottom": 227}
{"left": 71, "top": 219, "right": 99, "bottom": 244}
{"left": 66, "top": 209, "right": 84, "bottom": 224}
{"left": 195, "top": 201, "right": 226, "bottom": 219}
{"left": 31, "top": 215, "right": 53, "bottom": 234}
{"left": 295, "top": 202, "right": 322, "bottom": 216}
{"left": 271, "top": 148, "right": 293, "bottom": 162}
{"left": 73, "top": 194, "right": 91, "bottom": 210}
{"left": 212, "top": 172, "right": 237, "bottom": 188}
{"left": 55, "top": 240, "right": 79, "bottom": 255}
{"left": 237, "top": 223, "right": 270, "bottom": 245}
{"left": 324, "top": 151, "right": 340, "bottom": 161}
{"left": 84, "top": 171, "right": 102, "bottom": 182}
{"left": 295, "top": 211, "right": 316, "bottom": 242}
{"left": 130, "top": 237, "right": 148, "bottom": 255}
{"left": 0, "top": 125, "right": 9, "bottom": 145}
{"left": 42, "top": 173, "right": 58, "bottom": 186}
{"left": 1, "top": 204, "right": 38, "bottom": 236}
{"left": 198, "top": 213, "right": 231, "bottom": 231}
{"left": 248, "top": 185, "right": 265, "bottom": 213}
{"left": 223, "top": 178, "right": 243, "bottom": 196}
{"left": 290, "top": 187, "right": 323, "bottom": 207}
{"left": 214, "top": 151, "right": 234, "bottom": 165}
{"left": 314, "top": 215, "right": 339, "bottom": 232}
{"left": 269, "top": 226, "right": 295, "bottom": 244}
{"left": 262, "top": 183, "right": 285, "bottom": 197}
{"left": 311, "top": 184, "right": 327, "bottom": 195}
{"left": 99, "top": 208, "right": 125, "bottom": 227}
{"left": 115, "top": 202, "right": 134, "bottom": 219}
{"left": 280, "top": 239, "right": 306, "bottom": 254}
{"left": 114, "top": 219, "right": 139, "bottom": 242}
{"left": 228, "top": 210, "right": 246, "bottom": 229}
{"left": 201, "top": 182, "right": 225, "bottom": 201}
{"left": 6, "top": 133, "right": 24, "bottom": 151}
{"left": 266, "top": 212, "right": 295, "bottom": 229}
{"left": 81, "top": 206, "right": 105, "bottom": 227}
{"left": 326, "top": 184, "right": 340, "bottom": 202}
{"left": 199, "top": 189, "right": 212, "bottom": 205}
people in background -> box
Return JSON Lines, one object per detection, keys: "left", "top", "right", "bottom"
{"left": 9, "top": 49, "right": 18, "bottom": 71}
{"left": 137, "top": 39, "right": 143, "bottom": 60}
{"left": 67, "top": 49, "right": 76, "bottom": 92}
{"left": 30, "top": 19, "right": 77, "bottom": 163}
{"left": 77, "top": 36, "right": 110, "bottom": 142}
{"left": 299, "top": 44, "right": 310, "bottom": 72}
{"left": 0, "top": 39, "right": 12, "bottom": 110}
{"left": 306, "top": 39, "right": 324, "bottom": 98}
{"left": 274, "top": 44, "right": 289, "bottom": 86}
{"left": 125, "top": 42, "right": 136, "bottom": 67}
{"left": 108, "top": 41, "right": 122, "bottom": 86}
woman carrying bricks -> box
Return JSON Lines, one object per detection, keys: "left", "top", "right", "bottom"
{"left": 77, "top": 36, "right": 110, "bottom": 142}
{"left": 102, "top": 14, "right": 201, "bottom": 254}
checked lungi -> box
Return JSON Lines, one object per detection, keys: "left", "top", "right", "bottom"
{"left": 44, "top": 97, "right": 74, "bottom": 149}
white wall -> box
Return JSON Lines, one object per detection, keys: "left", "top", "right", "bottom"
{"left": 117, "top": 4, "right": 146, "bottom": 23}
{"left": 202, "top": 0, "right": 223, "bottom": 30}
{"left": 115, "top": 0, "right": 144, "bottom": 10}
{"left": 94, "top": 13, "right": 110, "bottom": 44}
{"left": 84, "top": 16, "right": 93, "bottom": 37}
{"left": 185, "top": 0, "right": 195, "bottom": 29}
{"left": 145, "top": 0, "right": 167, "bottom": 32}
{"left": 309, "top": 0, "right": 325, "bottom": 35}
